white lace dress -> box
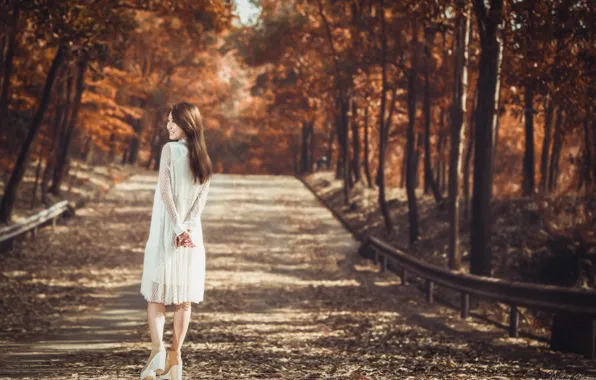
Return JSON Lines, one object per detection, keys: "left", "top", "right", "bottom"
{"left": 140, "top": 138, "right": 210, "bottom": 305}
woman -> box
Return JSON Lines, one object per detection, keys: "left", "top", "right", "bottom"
{"left": 139, "top": 102, "right": 212, "bottom": 380}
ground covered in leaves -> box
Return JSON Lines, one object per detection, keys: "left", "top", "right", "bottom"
{"left": 0, "top": 160, "right": 135, "bottom": 342}
{"left": 0, "top": 172, "right": 593, "bottom": 379}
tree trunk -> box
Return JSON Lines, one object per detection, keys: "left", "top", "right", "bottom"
{"left": 363, "top": 105, "right": 373, "bottom": 188}
{"left": 351, "top": 100, "right": 361, "bottom": 184}
{"left": 335, "top": 150, "right": 342, "bottom": 179}
{"left": 400, "top": 156, "right": 406, "bottom": 189}
{"left": 292, "top": 131, "right": 300, "bottom": 175}
{"left": 31, "top": 142, "right": 44, "bottom": 209}
{"left": 522, "top": 80, "right": 536, "bottom": 196}
{"left": 108, "top": 132, "right": 117, "bottom": 162}
{"left": 440, "top": 144, "right": 447, "bottom": 194}
{"left": 121, "top": 146, "right": 129, "bottom": 165}
{"left": 0, "top": 46, "right": 65, "bottom": 223}
{"left": 423, "top": 99, "right": 443, "bottom": 202}
{"left": 81, "top": 135, "right": 92, "bottom": 162}
{"left": 152, "top": 145, "right": 161, "bottom": 171}
{"left": 0, "top": 36, "right": 6, "bottom": 92}
{"left": 326, "top": 121, "right": 335, "bottom": 170}
{"left": 128, "top": 119, "right": 142, "bottom": 164}
{"left": 335, "top": 105, "right": 344, "bottom": 180}
{"left": 378, "top": 0, "right": 393, "bottom": 233}
{"left": 300, "top": 120, "right": 311, "bottom": 174}
{"left": 422, "top": 26, "right": 441, "bottom": 204}
{"left": 49, "top": 66, "right": 75, "bottom": 195}
{"left": 491, "top": 43, "right": 504, "bottom": 180}
{"left": 413, "top": 131, "right": 423, "bottom": 189}
{"left": 463, "top": 88, "right": 477, "bottom": 219}
{"left": 548, "top": 107, "right": 564, "bottom": 192}
{"left": 343, "top": 97, "right": 351, "bottom": 201}
{"left": 406, "top": 19, "right": 421, "bottom": 245}
{"left": 583, "top": 106, "right": 596, "bottom": 194}
{"left": 309, "top": 121, "right": 315, "bottom": 172}
{"left": 435, "top": 30, "right": 448, "bottom": 194}
{"left": 448, "top": 1, "right": 471, "bottom": 271}
{"left": 578, "top": 107, "right": 592, "bottom": 192}
{"left": 435, "top": 127, "right": 443, "bottom": 189}
{"left": 0, "top": 6, "right": 18, "bottom": 134}
{"left": 376, "top": 86, "right": 398, "bottom": 188}
{"left": 539, "top": 93, "right": 554, "bottom": 192}
{"left": 42, "top": 66, "right": 68, "bottom": 204}
{"left": 50, "top": 60, "right": 86, "bottom": 195}
{"left": 127, "top": 98, "right": 145, "bottom": 165}
{"left": 52, "top": 60, "right": 87, "bottom": 195}
{"left": 470, "top": 0, "right": 503, "bottom": 276}
{"left": 146, "top": 120, "right": 161, "bottom": 169}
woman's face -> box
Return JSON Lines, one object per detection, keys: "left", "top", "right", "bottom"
{"left": 167, "top": 111, "right": 186, "bottom": 141}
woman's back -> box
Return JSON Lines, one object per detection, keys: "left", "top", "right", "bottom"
{"left": 168, "top": 139, "right": 210, "bottom": 227}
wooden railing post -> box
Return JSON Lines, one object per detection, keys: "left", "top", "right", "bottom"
{"left": 426, "top": 279, "right": 434, "bottom": 303}
{"left": 461, "top": 293, "right": 470, "bottom": 319}
{"left": 401, "top": 268, "right": 408, "bottom": 286}
{"left": 380, "top": 255, "right": 387, "bottom": 273}
{"left": 509, "top": 305, "right": 519, "bottom": 338}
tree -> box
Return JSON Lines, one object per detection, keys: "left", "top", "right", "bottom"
{"left": 0, "top": 4, "right": 19, "bottom": 135}
{"left": 0, "top": 45, "right": 65, "bottom": 223}
{"left": 470, "top": 0, "right": 504, "bottom": 276}
{"left": 377, "top": 0, "right": 393, "bottom": 233}
{"left": 421, "top": 25, "right": 443, "bottom": 205}
{"left": 49, "top": 59, "right": 87, "bottom": 195}
{"left": 405, "top": 18, "right": 420, "bottom": 244}
{"left": 448, "top": 0, "right": 471, "bottom": 271}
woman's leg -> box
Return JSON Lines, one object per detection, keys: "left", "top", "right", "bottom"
{"left": 147, "top": 301, "right": 166, "bottom": 354}
{"left": 167, "top": 301, "right": 191, "bottom": 366}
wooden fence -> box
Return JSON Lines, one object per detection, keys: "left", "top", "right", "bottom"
{"left": 0, "top": 200, "right": 76, "bottom": 252}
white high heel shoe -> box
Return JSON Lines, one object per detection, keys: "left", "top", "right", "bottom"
{"left": 157, "top": 351, "right": 182, "bottom": 380}
{"left": 140, "top": 347, "right": 166, "bottom": 380}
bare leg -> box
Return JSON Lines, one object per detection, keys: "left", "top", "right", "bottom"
{"left": 143, "top": 301, "right": 166, "bottom": 371}
{"left": 147, "top": 301, "right": 166, "bottom": 345}
{"left": 165, "top": 301, "right": 191, "bottom": 368}
{"left": 172, "top": 301, "right": 191, "bottom": 350}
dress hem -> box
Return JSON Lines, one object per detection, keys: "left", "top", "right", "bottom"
{"left": 140, "top": 289, "right": 204, "bottom": 306}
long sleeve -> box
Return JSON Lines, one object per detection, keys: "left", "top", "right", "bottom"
{"left": 186, "top": 180, "right": 210, "bottom": 221}
{"left": 182, "top": 180, "right": 210, "bottom": 230}
{"left": 159, "top": 143, "right": 186, "bottom": 236}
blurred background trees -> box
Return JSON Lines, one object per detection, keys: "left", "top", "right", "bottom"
{"left": 0, "top": 0, "right": 593, "bottom": 275}
{"left": 231, "top": 0, "right": 593, "bottom": 274}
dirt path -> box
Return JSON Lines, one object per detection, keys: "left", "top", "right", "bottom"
{"left": 0, "top": 173, "right": 593, "bottom": 379}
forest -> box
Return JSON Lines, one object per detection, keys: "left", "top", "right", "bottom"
{"left": 0, "top": 0, "right": 595, "bottom": 366}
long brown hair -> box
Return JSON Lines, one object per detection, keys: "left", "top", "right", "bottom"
{"left": 170, "top": 101, "right": 213, "bottom": 184}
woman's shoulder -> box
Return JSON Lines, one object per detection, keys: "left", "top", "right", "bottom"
{"left": 163, "top": 141, "right": 186, "bottom": 155}
{"left": 162, "top": 141, "right": 176, "bottom": 152}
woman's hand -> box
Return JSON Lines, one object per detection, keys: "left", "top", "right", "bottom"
{"left": 174, "top": 229, "right": 196, "bottom": 248}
